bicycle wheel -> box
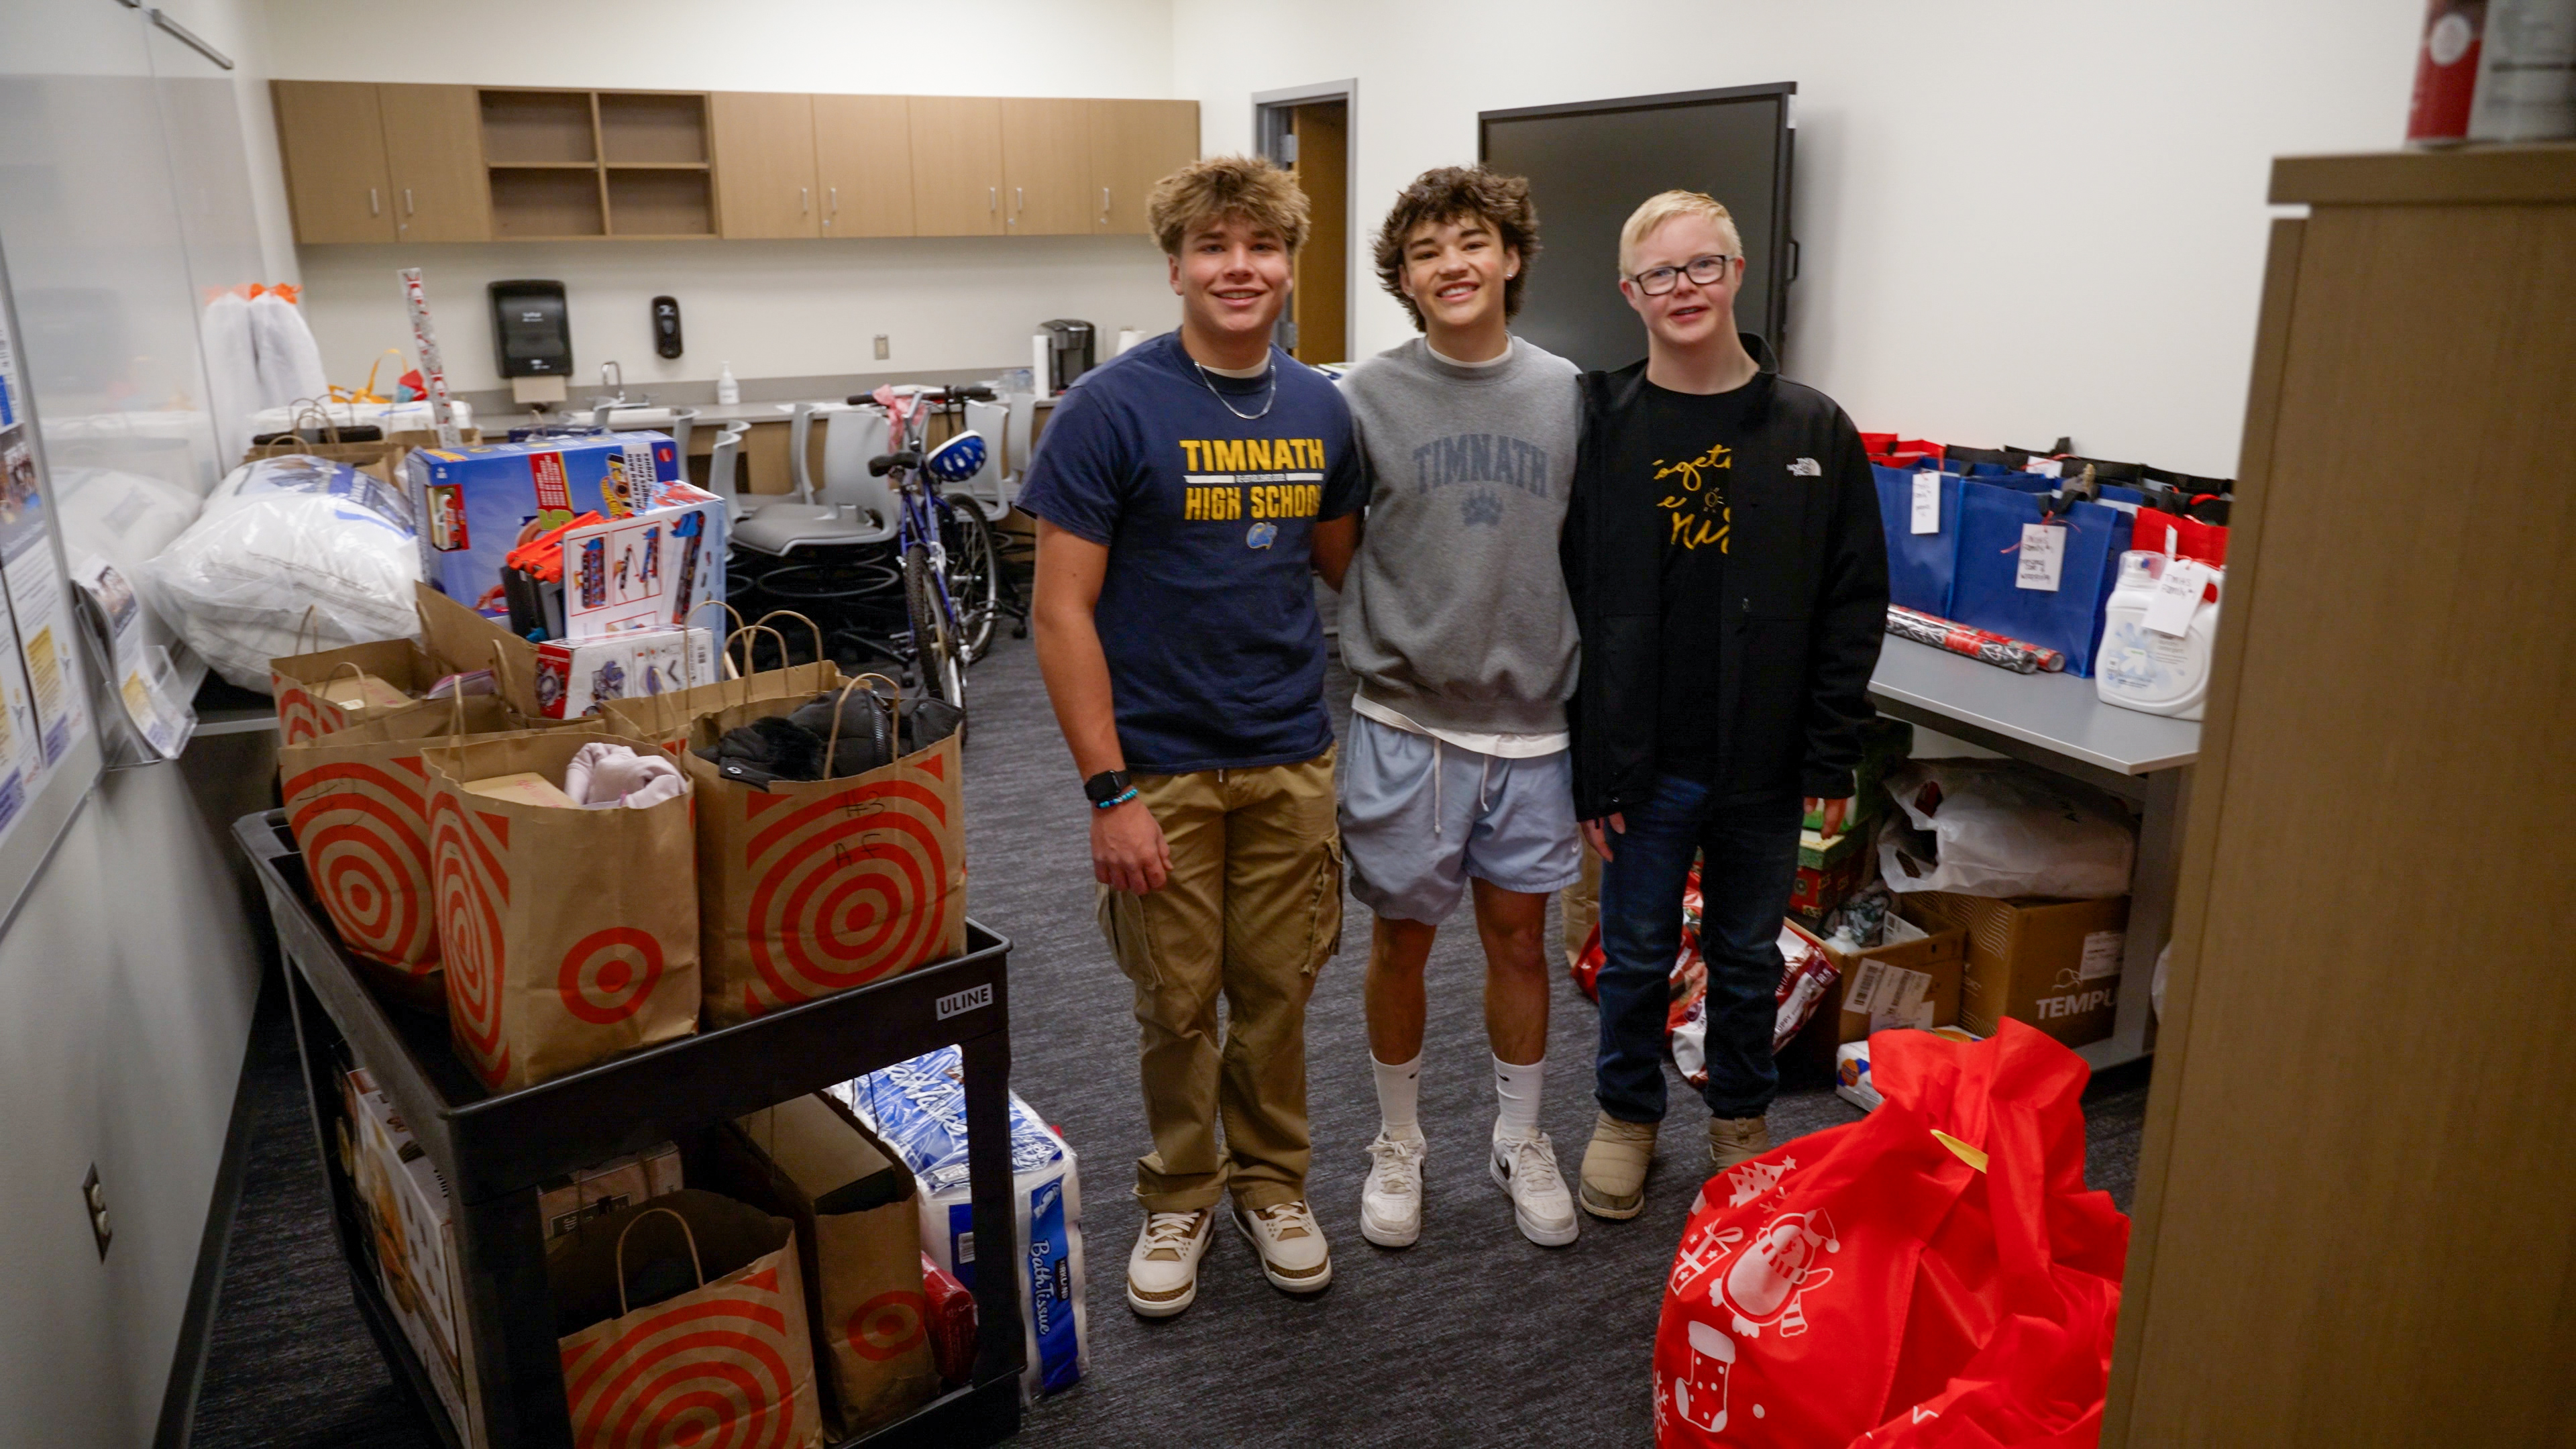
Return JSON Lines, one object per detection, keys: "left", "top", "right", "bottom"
{"left": 902, "top": 543, "right": 968, "bottom": 724}
{"left": 941, "top": 504, "right": 1002, "bottom": 661}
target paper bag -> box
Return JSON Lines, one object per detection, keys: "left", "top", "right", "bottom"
{"left": 679, "top": 692, "right": 965, "bottom": 1028}
{"left": 549, "top": 1191, "right": 824, "bottom": 1449}
{"left": 270, "top": 637, "right": 443, "bottom": 743}
{"left": 421, "top": 731, "right": 700, "bottom": 1092}
{"left": 600, "top": 611, "right": 841, "bottom": 755}
{"left": 279, "top": 694, "right": 526, "bottom": 1012}
{"left": 706, "top": 1094, "right": 941, "bottom": 1439}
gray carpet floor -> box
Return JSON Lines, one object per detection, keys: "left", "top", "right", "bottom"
{"left": 189, "top": 625, "right": 2150, "bottom": 1448}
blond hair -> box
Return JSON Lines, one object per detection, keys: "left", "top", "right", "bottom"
{"left": 1618, "top": 191, "right": 1743, "bottom": 276}
{"left": 1148, "top": 155, "right": 1311, "bottom": 257}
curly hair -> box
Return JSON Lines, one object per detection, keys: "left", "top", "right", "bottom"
{"left": 1148, "top": 155, "right": 1311, "bottom": 257}
{"left": 1372, "top": 166, "right": 1540, "bottom": 330}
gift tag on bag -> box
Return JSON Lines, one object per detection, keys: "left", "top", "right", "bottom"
{"left": 2142, "top": 558, "right": 2206, "bottom": 636}
{"left": 1910, "top": 474, "right": 1940, "bottom": 535}
{"left": 2015, "top": 523, "right": 2065, "bottom": 592}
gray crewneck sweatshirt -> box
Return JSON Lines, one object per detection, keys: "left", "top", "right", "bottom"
{"left": 1336, "top": 335, "right": 1582, "bottom": 737}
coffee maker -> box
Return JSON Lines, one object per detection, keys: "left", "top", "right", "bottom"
{"left": 1038, "top": 320, "right": 1095, "bottom": 393}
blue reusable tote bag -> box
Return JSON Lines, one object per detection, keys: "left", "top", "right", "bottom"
{"left": 1874, "top": 463, "right": 1962, "bottom": 617}
{"left": 1949, "top": 482, "right": 2133, "bottom": 677}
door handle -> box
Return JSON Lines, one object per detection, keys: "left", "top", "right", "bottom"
{"left": 1100, "top": 185, "right": 1110, "bottom": 219}
{"left": 368, "top": 186, "right": 380, "bottom": 217}
{"left": 1015, "top": 185, "right": 1024, "bottom": 212}
{"left": 987, "top": 186, "right": 996, "bottom": 212}
{"left": 403, "top": 187, "right": 415, "bottom": 216}
{"left": 800, "top": 186, "right": 810, "bottom": 213}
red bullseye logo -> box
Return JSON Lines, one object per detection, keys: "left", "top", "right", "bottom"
{"left": 845, "top": 1291, "right": 926, "bottom": 1362}
{"left": 276, "top": 685, "right": 330, "bottom": 745}
{"left": 288, "top": 761, "right": 436, "bottom": 973}
{"left": 429, "top": 796, "right": 510, "bottom": 1083}
{"left": 740, "top": 769, "right": 957, "bottom": 1014}
{"left": 558, "top": 927, "right": 666, "bottom": 1025}
{"left": 559, "top": 1275, "right": 804, "bottom": 1448}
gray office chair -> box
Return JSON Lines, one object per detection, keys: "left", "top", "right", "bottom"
{"left": 731, "top": 402, "right": 900, "bottom": 555}
{"left": 953, "top": 395, "right": 1020, "bottom": 522}
{"left": 703, "top": 421, "right": 752, "bottom": 523}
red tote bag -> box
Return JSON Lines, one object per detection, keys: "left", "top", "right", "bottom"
{"left": 1654, "top": 1022, "right": 2127, "bottom": 1449}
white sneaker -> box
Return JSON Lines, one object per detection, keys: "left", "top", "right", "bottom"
{"left": 1126, "top": 1208, "right": 1214, "bottom": 1318}
{"left": 1360, "top": 1130, "right": 1427, "bottom": 1248}
{"left": 1491, "top": 1131, "right": 1580, "bottom": 1248}
{"left": 1230, "top": 1198, "right": 1333, "bottom": 1293}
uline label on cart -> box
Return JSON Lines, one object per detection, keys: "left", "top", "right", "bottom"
{"left": 936, "top": 983, "right": 993, "bottom": 1020}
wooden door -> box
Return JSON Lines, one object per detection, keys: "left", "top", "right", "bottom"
{"left": 1000, "top": 98, "right": 1092, "bottom": 236}
{"left": 2103, "top": 148, "right": 2576, "bottom": 1446}
{"left": 710, "top": 91, "right": 818, "bottom": 239}
{"left": 271, "top": 80, "right": 393, "bottom": 244}
{"left": 1288, "top": 101, "right": 1347, "bottom": 364}
{"left": 813, "top": 94, "right": 915, "bottom": 238}
{"left": 1089, "top": 99, "right": 1199, "bottom": 235}
{"left": 378, "top": 84, "right": 489, "bottom": 243}
{"left": 906, "top": 97, "right": 1003, "bottom": 237}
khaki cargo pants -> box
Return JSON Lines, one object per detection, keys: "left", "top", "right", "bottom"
{"left": 1097, "top": 749, "right": 1342, "bottom": 1214}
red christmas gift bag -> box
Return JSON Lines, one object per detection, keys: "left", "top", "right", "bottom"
{"left": 1653, "top": 1021, "right": 2127, "bottom": 1448}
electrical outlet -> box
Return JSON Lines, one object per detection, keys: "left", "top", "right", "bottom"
{"left": 83, "top": 1165, "right": 110, "bottom": 1260}
{"left": 873, "top": 334, "right": 890, "bottom": 361}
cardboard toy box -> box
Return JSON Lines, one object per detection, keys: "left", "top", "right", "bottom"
{"left": 1900, "top": 891, "right": 2131, "bottom": 1046}
{"left": 537, "top": 1142, "right": 684, "bottom": 1240}
{"left": 347, "top": 1077, "right": 489, "bottom": 1448}
{"left": 1804, "top": 716, "right": 1915, "bottom": 836}
{"left": 403, "top": 433, "right": 682, "bottom": 618}
{"left": 533, "top": 626, "right": 718, "bottom": 718}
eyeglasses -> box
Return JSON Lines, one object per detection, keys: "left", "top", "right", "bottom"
{"left": 1628, "top": 254, "right": 1732, "bottom": 295}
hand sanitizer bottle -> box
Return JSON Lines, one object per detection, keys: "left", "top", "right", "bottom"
{"left": 716, "top": 361, "right": 740, "bottom": 407}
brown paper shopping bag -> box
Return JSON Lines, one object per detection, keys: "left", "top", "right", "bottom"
{"left": 270, "top": 617, "right": 444, "bottom": 743}
{"left": 600, "top": 612, "right": 841, "bottom": 756}
{"left": 678, "top": 676, "right": 965, "bottom": 1027}
{"left": 421, "top": 731, "right": 700, "bottom": 1091}
{"left": 549, "top": 1191, "right": 824, "bottom": 1449}
{"left": 278, "top": 693, "right": 525, "bottom": 1012}
{"left": 415, "top": 582, "right": 547, "bottom": 720}
{"left": 706, "top": 1095, "right": 941, "bottom": 1438}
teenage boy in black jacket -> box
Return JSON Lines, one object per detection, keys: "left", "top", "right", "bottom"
{"left": 1562, "top": 191, "right": 1887, "bottom": 1221}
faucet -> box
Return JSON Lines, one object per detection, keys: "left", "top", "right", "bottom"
{"left": 588, "top": 360, "right": 627, "bottom": 423}
{"left": 601, "top": 360, "right": 623, "bottom": 394}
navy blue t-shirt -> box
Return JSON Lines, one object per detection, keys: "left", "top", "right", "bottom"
{"left": 1017, "top": 331, "right": 1365, "bottom": 774}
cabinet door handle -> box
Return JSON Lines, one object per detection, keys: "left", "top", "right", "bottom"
{"left": 987, "top": 186, "right": 996, "bottom": 212}
{"left": 800, "top": 186, "right": 810, "bottom": 213}
{"left": 403, "top": 188, "right": 415, "bottom": 216}
{"left": 1015, "top": 185, "right": 1024, "bottom": 212}
{"left": 368, "top": 186, "right": 380, "bottom": 217}
{"left": 1100, "top": 185, "right": 1111, "bottom": 219}
{"left": 828, "top": 186, "right": 838, "bottom": 213}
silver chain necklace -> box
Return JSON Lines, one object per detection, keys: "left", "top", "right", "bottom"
{"left": 1193, "top": 358, "right": 1278, "bottom": 421}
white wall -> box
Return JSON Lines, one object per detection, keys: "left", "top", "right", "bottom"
{"left": 266, "top": 0, "right": 1187, "bottom": 393}
{"left": 0, "top": 0, "right": 288, "bottom": 1439}
{"left": 1175, "top": 0, "right": 2425, "bottom": 478}
{"left": 298, "top": 235, "right": 1181, "bottom": 398}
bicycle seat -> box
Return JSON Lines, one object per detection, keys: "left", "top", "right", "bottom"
{"left": 867, "top": 449, "right": 921, "bottom": 477}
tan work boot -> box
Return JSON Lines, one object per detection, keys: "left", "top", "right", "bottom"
{"left": 1709, "top": 1115, "right": 1772, "bottom": 1172}
{"left": 1578, "top": 1110, "right": 1658, "bottom": 1220}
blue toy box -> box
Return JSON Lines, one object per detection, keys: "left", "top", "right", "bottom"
{"left": 402, "top": 433, "right": 693, "bottom": 619}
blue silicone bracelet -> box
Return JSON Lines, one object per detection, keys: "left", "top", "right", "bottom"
{"left": 1094, "top": 787, "right": 1139, "bottom": 810}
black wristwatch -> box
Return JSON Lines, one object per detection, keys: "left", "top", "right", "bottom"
{"left": 1083, "top": 769, "right": 1134, "bottom": 808}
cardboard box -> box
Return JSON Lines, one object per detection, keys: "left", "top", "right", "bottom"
{"left": 347, "top": 1078, "right": 489, "bottom": 1448}
{"left": 559, "top": 487, "right": 728, "bottom": 640}
{"left": 1780, "top": 916, "right": 1969, "bottom": 1079}
{"left": 532, "top": 626, "right": 718, "bottom": 718}
{"left": 1900, "top": 891, "right": 2130, "bottom": 1046}
{"left": 1805, "top": 716, "right": 1914, "bottom": 835}
{"left": 404, "top": 433, "right": 682, "bottom": 617}
{"left": 536, "top": 1142, "right": 683, "bottom": 1240}
{"left": 1835, "top": 1026, "right": 1982, "bottom": 1112}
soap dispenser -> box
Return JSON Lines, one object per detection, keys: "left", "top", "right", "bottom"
{"left": 716, "top": 361, "right": 740, "bottom": 407}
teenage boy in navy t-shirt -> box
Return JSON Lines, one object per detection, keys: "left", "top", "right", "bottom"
{"left": 1019, "top": 155, "right": 1364, "bottom": 1320}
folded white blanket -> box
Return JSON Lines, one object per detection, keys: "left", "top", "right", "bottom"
{"left": 564, "top": 742, "right": 686, "bottom": 809}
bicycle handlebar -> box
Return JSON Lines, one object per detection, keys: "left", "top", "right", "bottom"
{"left": 867, "top": 449, "right": 921, "bottom": 477}
{"left": 846, "top": 384, "right": 996, "bottom": 407}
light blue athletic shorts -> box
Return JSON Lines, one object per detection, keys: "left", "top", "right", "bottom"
{"left": 1340, "top": 714, "right": 1585, "bottom": 923}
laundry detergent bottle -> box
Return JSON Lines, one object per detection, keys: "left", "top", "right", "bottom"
{"left": 2094, "top": 549, "right": 2220, "bottom": 720}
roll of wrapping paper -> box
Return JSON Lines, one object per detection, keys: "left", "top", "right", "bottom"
{"left": 1886, "top": 604, "right": 2066, "bottom": 674}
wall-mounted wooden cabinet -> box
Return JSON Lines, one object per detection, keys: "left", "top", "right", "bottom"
{"left": 275, "top": 82, "right": 1195, "bottom": 245}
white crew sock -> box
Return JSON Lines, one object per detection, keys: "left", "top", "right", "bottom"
{"left": 1373, "top": 1054, "right": 1423, "bottom": 1141}
{"left": 1494, "top": 1054, "right": 1545, "bottom": 1143}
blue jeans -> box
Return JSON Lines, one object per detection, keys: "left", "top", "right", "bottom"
{"left": 1594, "top": 776, "right": 1805, "bottom": 1122}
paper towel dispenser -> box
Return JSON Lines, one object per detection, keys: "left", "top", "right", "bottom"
{"left": 490, "top": 280, "right": 570, "bottom": 378}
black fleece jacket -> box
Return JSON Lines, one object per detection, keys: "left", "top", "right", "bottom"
{"left": 1560, "top": 337, "right": 1888, "bottom": 820}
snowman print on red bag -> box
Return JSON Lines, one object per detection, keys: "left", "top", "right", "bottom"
{"left": 1661, "top": 1156, "right": 1843, "bottom": 1436}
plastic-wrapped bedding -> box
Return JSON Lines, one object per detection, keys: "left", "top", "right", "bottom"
{"left": 144, "top": 454, "right": 421, "bottom": 689}
{"left": 244, "top": 398, "right": 476, "bottom": 438}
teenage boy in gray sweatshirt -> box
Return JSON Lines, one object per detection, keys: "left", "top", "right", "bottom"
{"left": 1323, "top": 167, "right": 1585, "bottom": 1251}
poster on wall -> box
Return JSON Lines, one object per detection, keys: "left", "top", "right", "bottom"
{"left": 0, "top": 435, "right": 78, "bottom": 768}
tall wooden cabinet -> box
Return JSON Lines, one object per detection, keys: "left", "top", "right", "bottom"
{"left": 2103, "top": 144, "right": 2576, "bottom": 1446}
